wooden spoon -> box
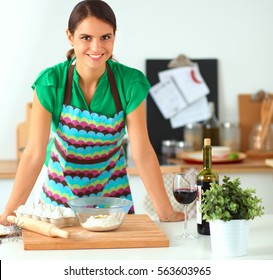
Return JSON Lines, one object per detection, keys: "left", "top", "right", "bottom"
{"left": 260, "top": 98, "right": 273, "bottom": 146}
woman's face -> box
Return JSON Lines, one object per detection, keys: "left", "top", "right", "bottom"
{"left": 67, "top": 16, "right": 115, "bottom": 70}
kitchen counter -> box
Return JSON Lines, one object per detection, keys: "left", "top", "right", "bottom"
{"left": 2, "top": 157, "right": 273, "bottom": 214}
{"left": 1, "top": 214, "right": 272, "bottom": 260}
{"left": 1, "top": 157, "right": 272, "bottom": 179}
{"left": 126, "top": 156, "right": 273, "bottom": 175}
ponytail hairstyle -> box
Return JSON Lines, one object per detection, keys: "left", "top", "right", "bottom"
{"left": 66, "top": 0, "right": 117, "bottom": 60}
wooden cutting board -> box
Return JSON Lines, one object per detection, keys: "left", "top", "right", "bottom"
{"left": 22, "top": 214, "right": 169, "bottom": 250}
{"left": 266, "top": 159, "right": 273, "bottom": 168}
{"left": 238, "top": 93, "right": 273, "bottom": 152}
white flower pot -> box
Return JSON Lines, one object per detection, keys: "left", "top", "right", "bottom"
{"left": 209, "top": 219, "right": 249, "bottom": 258}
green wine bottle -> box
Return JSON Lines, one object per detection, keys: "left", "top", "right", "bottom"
{"left": 196, "top": 138, "right": 219, "bottom": 235}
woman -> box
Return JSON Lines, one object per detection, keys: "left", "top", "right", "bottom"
{"left": 0, "top": 0, "right": 183, "bottom": 224}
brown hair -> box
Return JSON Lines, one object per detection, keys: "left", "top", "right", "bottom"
{"left": 66, "top": 0, "right": 117, "bottom": 60}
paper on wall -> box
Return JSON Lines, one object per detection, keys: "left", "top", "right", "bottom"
{"left": 158, "top": 64, "right": 210, "bottom": 104}
{"left": 170, "top": 97, "right": 211, "bottom": 129}
{"left": 149, "top": 63, "right": 211, "bottom": 128}
{"left": 149, "top": 77, "right": 187, "bottom": 119}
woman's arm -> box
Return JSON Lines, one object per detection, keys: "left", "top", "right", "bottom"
{"left": 0, "top": 91, "right": 52, "bottom": 224}
{"left": 126, "top": 101, "right": 184, "bottom": 222}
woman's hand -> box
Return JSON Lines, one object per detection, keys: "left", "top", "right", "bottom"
{"left": 160, "top": 211, "right": 185, "bottom": 222}
{"left": 0, "top": 213, "right": 9, "bottom": 226}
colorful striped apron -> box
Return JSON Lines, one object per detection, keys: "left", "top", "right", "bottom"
{"left": 40, "top": 64, "right": 134, "bottom": 213}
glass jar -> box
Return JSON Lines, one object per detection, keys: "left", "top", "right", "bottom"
{"left": 184, "top": 123, "right": 203, "bottom": 151}
{"left": 175, "top": 141, "right": 194, "bottom": 157}
{"left": 161, "top": 140, "right": 177, "bottom": 159}
{"left": 249, "top": 123, "right": 273, "bottom": 151}
{"left": 220, "top": 122, "right": 240, "bottom": 151}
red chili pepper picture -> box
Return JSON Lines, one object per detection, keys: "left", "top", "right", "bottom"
{"left": 190, "top": 68, "right": 202, "bottom": 84}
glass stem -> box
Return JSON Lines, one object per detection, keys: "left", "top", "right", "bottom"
{"left": 183, "top": 204, "right": 188, "bottom": 235}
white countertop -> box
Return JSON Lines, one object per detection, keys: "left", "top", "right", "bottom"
{"left": 1, "top": 214, "right": 273, "bottom": 260}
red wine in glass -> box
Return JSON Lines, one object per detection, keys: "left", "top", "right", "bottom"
{"left": 173, "top": 172, "right": 197, "bottom": 239}
{"left": 174, "top": 189, "right": 197, "bottom": 204}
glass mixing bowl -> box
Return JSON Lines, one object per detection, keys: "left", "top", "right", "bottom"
{"left": 68, "top": 197, "right": 133, "bottom": 232}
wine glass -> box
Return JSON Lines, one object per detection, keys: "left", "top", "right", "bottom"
{"left": 172, "top": 171, "right": 197, "bottom": 239}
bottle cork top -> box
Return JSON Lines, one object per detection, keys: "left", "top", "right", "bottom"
{"left": 204, "top": 138, "right": 211, "bottom": 146}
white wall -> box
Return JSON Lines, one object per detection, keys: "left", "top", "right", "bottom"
{"left": 1, "top": 0, "right": 273, "bottom": 159}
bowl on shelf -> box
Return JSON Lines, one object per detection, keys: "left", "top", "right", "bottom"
{"left": 212, "top": 146, "right": 231, "bottom": 158}
{"left": 67, "top": 197, "right": 133, "bottom": 232}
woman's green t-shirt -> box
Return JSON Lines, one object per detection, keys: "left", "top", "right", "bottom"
{"left": 32, "top": 59, "right": 150, "bottom": 165}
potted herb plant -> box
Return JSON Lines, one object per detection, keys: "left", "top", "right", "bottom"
{"left": 200, "top": 176, "right": 264, "bottom": 258}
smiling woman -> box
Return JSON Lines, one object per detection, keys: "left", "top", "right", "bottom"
{"left": 66, "top": 16, "right": 116, "bottom": 105}
{"left": 0, "top": 0, "right": 184, "bottom": 226}
{"left": 1, "top": 0, "right": 273, "bottom": 161}
{"left": 66, "top": 8, "right": 116, "bottom": 72}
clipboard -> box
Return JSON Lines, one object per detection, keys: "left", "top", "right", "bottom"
{"left": 146, "top": 59, "right": 218, "bottom": 155}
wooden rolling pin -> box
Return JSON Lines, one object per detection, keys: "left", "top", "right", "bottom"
{"left": 7, "top": 216, "right": 69, "bottom": 238}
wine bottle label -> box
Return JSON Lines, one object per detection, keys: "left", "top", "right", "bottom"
{"left": 196, "top": 184, "right": 202, "bottom": 224}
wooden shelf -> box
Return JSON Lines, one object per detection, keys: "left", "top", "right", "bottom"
{"left": 1, "top": 157, "right": 272, "bottom": 180}
{"left": 266, "top": 159, "right": 273, "bottom": 168}
{"left": 127, "top": 157, "right": 273, "bottom": 175}
{"left": 0, "top": 160, "right": 18, "bottom": 179}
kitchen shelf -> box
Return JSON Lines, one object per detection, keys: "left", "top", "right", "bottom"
{"left": 0, "top": 160, "right": 18, "bottom": 179}
{"left": 1, "top": 157, "right": 272, "bottom": 180}
{"left": 127, "top": 157, "right": 273, "bottom": 175}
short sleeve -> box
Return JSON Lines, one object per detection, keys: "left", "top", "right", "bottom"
{"left": 125, "top": 71, "right": 150, "bottom": 115}
{"left": 31, "top": 61, "right": 69, "bottom": 131}
{"left": 31, "top": 68, "right": 58, "bottom": 114}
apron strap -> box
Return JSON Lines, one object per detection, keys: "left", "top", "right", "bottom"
{"left": 64, "top": 64, "right": 74, "bottom": 105}
{"left": 64, "top": 63, "right": 122, "bottom": 113}
{"left": 106, "top": 64, "right": 122, "bottom": 112}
